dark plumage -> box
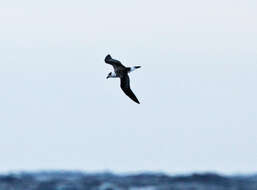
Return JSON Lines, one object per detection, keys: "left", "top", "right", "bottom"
{"left": 105, "top": 54, "right": 141, "bottom": 104}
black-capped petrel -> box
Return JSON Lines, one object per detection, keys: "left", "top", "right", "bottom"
{"left": 105, "top": 54, "right": 141, "bottom": 104}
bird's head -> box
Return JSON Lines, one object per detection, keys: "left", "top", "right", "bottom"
{"left": 106, "top": 72, "right": 112, "bottom": 79}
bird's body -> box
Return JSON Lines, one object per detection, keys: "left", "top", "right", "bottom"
{"left": 105, "top": 54, "right": 141, "bottom": 104}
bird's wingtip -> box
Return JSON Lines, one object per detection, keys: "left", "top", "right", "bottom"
{"left": 105, "top": 54, "right": 112, "bottom": 62}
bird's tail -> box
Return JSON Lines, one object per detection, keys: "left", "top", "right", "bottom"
{"left": 128, "top": 66, "right": 141, "bottom": 72}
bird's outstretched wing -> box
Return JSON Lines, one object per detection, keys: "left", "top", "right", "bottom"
{"left": 105, "top": 54, "right": 126, "bottom": 71}
{"left": 120, "top": 74, "right": 140, "bottom": 104}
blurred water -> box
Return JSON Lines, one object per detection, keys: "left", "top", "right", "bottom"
{"left": 0, "top": 171, "right": 257, "bottom": 190}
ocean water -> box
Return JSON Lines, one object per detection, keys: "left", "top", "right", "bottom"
{"left": 0, "top": 171, "right": 257, "bottom": 190}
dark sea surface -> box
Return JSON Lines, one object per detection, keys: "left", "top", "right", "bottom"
{"left": 0, "top": 171, "right": 257, "bottom": 190}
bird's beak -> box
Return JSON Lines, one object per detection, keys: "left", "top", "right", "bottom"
{"left": 106, "top": 76, "right": 109, "bottom": 79}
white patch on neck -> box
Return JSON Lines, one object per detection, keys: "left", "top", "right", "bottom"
{"left": 111, "top": 72, "right": 117, "bottom": 78}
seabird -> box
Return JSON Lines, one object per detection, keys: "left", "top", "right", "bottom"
{"left": 105, "top": 54, "right": 141, "bottom": 104}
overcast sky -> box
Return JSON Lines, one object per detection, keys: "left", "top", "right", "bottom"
{"left": 0, "top": 0, "right": 257, "bottom": 175}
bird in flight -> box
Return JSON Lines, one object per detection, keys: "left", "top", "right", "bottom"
{"left": 105, "top": 54, "right": 141, "bottom": 104}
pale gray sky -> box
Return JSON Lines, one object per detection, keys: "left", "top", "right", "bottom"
{"left": 0, "top": 0, "right": 257, "bottom": 174}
